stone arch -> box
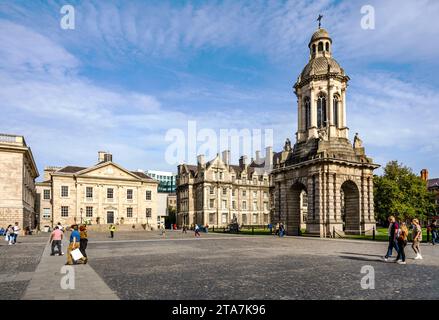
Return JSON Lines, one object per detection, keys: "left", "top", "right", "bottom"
{"left": 286, "top": 181, "right": 307, "bottom": 236}
{"left": 341, "top": 180, "right": 360, "bottom": 235}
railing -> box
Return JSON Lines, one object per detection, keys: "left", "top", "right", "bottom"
{"left": 0, "top": 133, "right": 25, "bottom": 145}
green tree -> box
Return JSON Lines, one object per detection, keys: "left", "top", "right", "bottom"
{"left": 374, "top": 161, "right": 436, "bottom": 223}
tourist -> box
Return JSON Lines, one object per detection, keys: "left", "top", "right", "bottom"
{"left": 268, "top": 223, "right": 273, "bottom": 235}
{"left": 205, "top": 224, "right": 209, "bottom": 233}
{"left": 194, "top": 224, "right": 200, "bottom": 237}
{"left": 275, "top": 222, "right": 280, "bottom": 236}
{"left": 396, "top": 222, "right": 409, "bottom": 264}
{"left": 50, "top": 226, "right": 64, "bottom": 256}
{"left": 5, "top": 225, "right": 13, "bottom": 245}
{"left": 279, "top": 223, "right": 285, "bottom": 237}
{"left": 0, "top": 227, "right": 5, "bottom": 236}
{"left": 383, "top": 215, "right": 399, "bottom": 262}
{"left": 12, "top": 222, "right": 20, "bottom": 244}
{"left": 66, "top": 225, "right": 81, "bottom": 265}
{"left": 411, "top": 219, "right": 423, "bottom": 260}
{"left": 79, "top": 225, "right": 88, "bottom": 264}
{"left": 160, "top": 223, "right": 166, "bottom": 236}
{"left": 109, "top": 224, "right": 116, "bottom": 238}
{"left": 429, "top": 220, "right": 438, "bottom": 245}
{"left": 182, "top": 225, "right": 187, "bottom": 234}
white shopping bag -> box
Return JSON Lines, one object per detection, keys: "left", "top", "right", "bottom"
{"left": 71, "top": 248, "right": 84, "bottom": 261}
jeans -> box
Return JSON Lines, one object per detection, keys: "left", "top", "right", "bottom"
{"left": 396, "top": 239, "right": 407, "bottom": 262}
{"left": 79, "top": 239, "right": 88, "bottom": 258}
{"left": 432, "top": 230, "right": 438, "bottom": 244}
{"left": 51, "top": 240, "right": 62, "bottom": 255}
{"left": 385, "top": 237, "right": 399, "bottom": 258}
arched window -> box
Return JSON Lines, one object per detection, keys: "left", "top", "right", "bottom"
{"left": 333, "top": 95, "right": 339, "bottom": 127}
{"left": 304, "top": 97, "right": 311, "bottom": 129}
{"left": 312, "top": 44, "right": 316, "bottom": 54}
{"left": 318, "top": 42, "right": 323, "bottom": 52}
{"left": 317, "top": 93, "right": 327, "bottom": 128}
{"left": 325, "top": 42, "right": 329, "bottom": 51}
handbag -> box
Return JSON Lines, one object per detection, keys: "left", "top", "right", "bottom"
{"left": 70, "top": 248, "right": 84, "bottom": 261}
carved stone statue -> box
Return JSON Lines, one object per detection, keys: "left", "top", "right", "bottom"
{"left": 284, "top": 138, "right": 292, "bottom": 151}
{"left": 353, "top": 132, "right": 363, "bottom": 148}
{"left": 318, "top": 129, "right": 328, "bottom": 141}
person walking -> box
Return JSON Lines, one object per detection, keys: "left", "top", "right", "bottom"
{"left": 66, "top": 225, "right": 81, "bottom": 265}
{"left": 79, "top": 225, "right": 88, "bottom": 264}
{"left": 384, "top": 215, "right": 399, "bottom": 262}
{"left": 160, "top": 224, "right": 166, "bottom": 237}
{"left": 109, "top": 224, "right": 116, "bottom": 238}
{"left": 279, "top": 223, "right": 285, "bottom": 237}
{"left": 194, "top": 224, "right": 200, "bottom": 237}
{"left": 396, "top": 222, "right": 409, "bottom": 264}
{"left": 5, "top": 225, "right": 13, "bottom": 245}
{"left": 12, "top": 222, "right": 20, "bottom": 244}
{"left": 50, "top": 226, "right": 64, "bottom": 256}
{"left": 411, "top": 219, "right": 423, "bottom": 260}
{"left": 182, "top": 225, "right": 187, "bottom": 234}
{"left": 429, "top": 220, "right": 438, "bottom": 245}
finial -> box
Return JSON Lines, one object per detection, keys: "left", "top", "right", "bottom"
{"left": 317, "top": 14, "right": 323, "bottom": 29}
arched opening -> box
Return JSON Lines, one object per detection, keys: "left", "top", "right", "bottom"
{"left": 333, "top": 94, "right": 339, "bottom": 127}
{"left": 317, "top": 93, "right": 327, "bottom": 128}
{"left": 304, "top": 97, "right": 311, "bottom": 129}
{"left": 312, "top": 44, "right": 316, "bottom": 55}
{"left": 341, "top": 180, "right": 360, "bottom": 235}
{"left": 325, "top": 42, "right": 329, "bottom": 51}
{"left": 287, "top": 182, "right": 307, "bottom": 235}
{"left": 318, "top": 42, "right": 323, "bottom": 52}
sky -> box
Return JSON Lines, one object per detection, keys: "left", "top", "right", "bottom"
{"left": 0, "top": 0, "right": 438, "bottom": 180}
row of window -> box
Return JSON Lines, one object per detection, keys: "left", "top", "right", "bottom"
{"left": 304, "top": 94, "right": 340, "bottom": 129}
{"left": 57, "top": 206, "right": 152, "bottom": 218}
{"left": 209, "top": 199, "right": 269, "bottom": 211}
{"left": 209, "top": 187, "right": 268, "bottom": 198}
{"left": 51, "top": 186, "right": 152, "bottom": 200}
{"left": 311, "top": 41, "right": 330, "bottom": 54}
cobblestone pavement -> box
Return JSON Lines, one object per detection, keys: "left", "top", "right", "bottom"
{"left": 2, "top": 231, "right": 439, "bottom": 300}
{"left": 87, "top": 231, "right": 439, "bottom": 300}
{"left": 0, "top": 234, "right": 46, "bottom": 299}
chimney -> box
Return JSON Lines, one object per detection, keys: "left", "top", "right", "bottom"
{"left": 265, "top": 146, "right": 273, "bottom": 169}
{"left": 43, "top": 166, "right": 61, "bottom": 181}
{"left": 222, "top": 150, "right": 230, "bottom": 165}
{"left": 421, "top": 169, "right": 429, "bottom": 181}
{"left": 239, "top": 155, "right": 247, "bottom": 168}
{"left": 255, "top": 150, "right": 261, "bottom": 164}
{"left": 197, "top": 154, "right": 205, "bottom": 167}
{"left": 104, "top": 153, "right": 113, "bottom": 162}
{"left": 98, "top": 151, "right": 106, "bottom": 162}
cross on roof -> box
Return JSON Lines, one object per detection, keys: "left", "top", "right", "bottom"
{"left": 317, "top": 14, "right": 323, "bottom": 28}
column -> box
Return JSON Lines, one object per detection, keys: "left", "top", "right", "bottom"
{"left": 340, "top": 88, "right": 348, "bottom": 138}
{"left": 328, "top": 85, "right": 335, "bottom": 137}
{"left": 297, "top": 94, "right": 302, "bottom": 138}
{"left": 309, "top": 87, "right": 318, "bottom": 138}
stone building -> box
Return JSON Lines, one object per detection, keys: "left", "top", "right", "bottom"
{"left": 36, "top": 151, "right": 159, "bottom": 229}
{"left": 421, "top": 169, "right": 439, "bottom": 214}
{"left": 0, "top": 134, "right": 39, "bottom": 232}
{"left": 271, "top": 26, "right": 379, "bottom": 237}
{"left": 177, "top": 148, "right": 273, "bottom": 228}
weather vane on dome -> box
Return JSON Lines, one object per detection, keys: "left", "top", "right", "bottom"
{"left": 317, "top": 14, "right": 323, "bottom": 29}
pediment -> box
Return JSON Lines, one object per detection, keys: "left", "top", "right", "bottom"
{"left": 77, "top": 162, "right": 141, "bottom": 181}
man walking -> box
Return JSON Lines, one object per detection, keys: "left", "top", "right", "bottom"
{"left": 50, "top": 226, "right": 63, "bottom": 256}
{"left": 12, "top": 222, "right": 20, "bottom": 244}
{"left": 194, "top": 224, "right": 200, "bottom": 237}
{"left": 430, "top": 220, "right": 438, "bottom": 245}
{"left": 384, "top": 215, "right": 399, "bottom": 262}
{"left": 66, "top": 224, "right": 81, "bottom": 265}
{"left": 109, "top": 224, "right": 116, "bottom": 238}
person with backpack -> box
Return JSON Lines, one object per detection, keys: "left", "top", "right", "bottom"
{"left": 384, "top": 215, "right": 399, "bottom": 262}
{"left": 396, "top": 222, "right": 409, "bottom": 264}
{"left": 194, "top": 224, "right": 200, "bottom": 237}
{"left": 411, "top": 219, "right": 423, "bottom": 260}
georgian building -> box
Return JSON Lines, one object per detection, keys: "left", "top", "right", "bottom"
{"left": 0, "top": 134, "right": 39, "bottom": 231}
{"left": 36, "top": 151, "right": 159, "bottom": 229}
{"left": 271, "top": 26, "right": 379, "bottom": 237}
{"left": 177, "top": 148, "right": 274, "bottom": 228}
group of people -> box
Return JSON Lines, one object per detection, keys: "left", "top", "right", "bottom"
{"left": 384, "top": 216, "right": 424, "bottom": 264}
{"left": 49, "top": 223, "right": 88, "bottom": 265}
{"left": 2, "top": 222, "right": 20, "bottom": 245}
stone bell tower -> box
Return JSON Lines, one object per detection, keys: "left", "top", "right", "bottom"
{"left": 272, "top": 23, "right": 380, "bottom": 237}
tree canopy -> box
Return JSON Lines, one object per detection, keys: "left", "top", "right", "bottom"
{"left": 374, "top": 161, "right": 436, "bottom": 222}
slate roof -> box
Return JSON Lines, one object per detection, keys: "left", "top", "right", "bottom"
{"left": 428, "top": 178, "right": 439, "bottom": 189}
{"left": 57, "top": 166, "right": 86, "bottom": 173}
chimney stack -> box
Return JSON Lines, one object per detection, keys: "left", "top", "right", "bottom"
{"left": 197, "top": 154, "right": 205, "bottom": 167}
{"left": 265, "top": 146, "right": 273, "bottom": 169}
{"left": 239, "top": 155, "right": 247, "bottom": 168}
{"left": 98, "top": 151, "right": 106, "bottom": 162}
{"left": 255, "top": 150, "right": 261, "bottom": 164}
{"left": 222, "top": 150, "right": 230, "bottom": 165}
{"left": 421, "top": 169, "right": 429, "bottom": 181}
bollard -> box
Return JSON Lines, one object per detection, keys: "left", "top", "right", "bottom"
{"left": 213, "top": 226, "right": 215, "bottom": 232}
{"left": 252, "top": 226, "right": 254, "bottom": 235}
{"left": 223, "top": 227, "right": 225, "bottom": 233}
{"left": 333, "top": 226, "right": 335, "bottom": 238}
{"left": 298, "top": 226, "right": 301, "bottom": 236}
{"left": 373, "top": 227, "right": 375, "bottom": 241}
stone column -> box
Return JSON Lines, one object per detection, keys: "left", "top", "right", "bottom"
{"left": 340, "top": 88, "right": 348, "bottom": 138}
{"left": 328, "top": 85, "right": 336, "bottom": 137}
{"left": 297, "top": 94, "right": 302, "bottom": 139}
{"left": 309, "top": 86, "right": 318, "bottom": 138}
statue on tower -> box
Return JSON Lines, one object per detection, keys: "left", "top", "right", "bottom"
{"left": 353, "top": 132, "right": 363, "bottom": 148}
{"left": 284, "top": 138, "right": 292, "bottom": 151}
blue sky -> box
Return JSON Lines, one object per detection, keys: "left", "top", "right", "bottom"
{"left": 0, "top": 0, "right": 438, "bottom": 179}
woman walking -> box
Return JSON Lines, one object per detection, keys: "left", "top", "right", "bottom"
{"left": 411, "top": 219, "right": 423, "bottom": 260}
{"left": 5, "top": 225, "right": 13, "bottom": 245}
{"left": 79, "top": 225, "right": 88, "bottom": 264}
{"left": 384, "top": 216, "right": 399, "bottom": 262}
{"left": 396, "top": 222, "right": 408, "bottom": 264}
{"left": 66, "top": 224, "right": 81, "bottom": 265}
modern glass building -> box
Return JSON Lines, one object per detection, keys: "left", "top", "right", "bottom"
{"left": 142, "top": 170, "right": 177, "bottom": 193}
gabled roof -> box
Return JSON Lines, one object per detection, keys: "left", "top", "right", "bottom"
{"left": 428, "top": 178, "right": 439, "bottom": 189}
{"left": 57, "top": 166, "right": 87, "bottom": 173}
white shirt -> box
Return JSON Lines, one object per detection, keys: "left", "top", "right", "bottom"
{"left": 13, "top": 226, "right": 20, "bottom": 234}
